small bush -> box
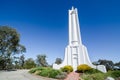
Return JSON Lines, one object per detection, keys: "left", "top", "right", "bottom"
{"left": 39, "top": 68, "right": 52, "bottom": 77}
{"left": 49, "top": 69, "right": 61, "bottom": 78}
{"left": 81, "top": 73, "right": 105, "bottom": 80}
{"left": 85, "top": 68, "right": 102, "bottom": 74}
{"left": 77, "top": 64, "right": 92, "bottom": 73}
{"left": 61, "top": 65, "right": 73, "bottom": 73}
{"left": 91, "top": 73, "right": 105, "bottom": 80}
{"left": 29, "top": 67, "right": 66, "bottom": 79}
{"left": 110, "top": 70, "right": 120, "bottom": 78}
{"left": 29, "top": 67, "right": 45, "bottom": 73}
{"left": 37, "top": 67, "right": 61, "bottom": 78}
{"left": 34, "top": 70, "right": 41, "bottom": 75}
{"left": 29, "top": 68, "right": 38, "bottom": 73}
{"left": 104, "top": 70, "right": 120, "bottom": 79}
{"left": 55, "top": 72, "right": 67, "bottom": 79}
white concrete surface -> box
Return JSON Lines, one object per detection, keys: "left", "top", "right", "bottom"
{"left": 53, "top": 7, "right": 106, "bottom": 73}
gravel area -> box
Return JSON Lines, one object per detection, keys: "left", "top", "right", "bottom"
{"left": 0, "top": 70, "right": 58, "bottom": 80}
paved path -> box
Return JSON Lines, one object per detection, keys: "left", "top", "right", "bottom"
{"left": 0, "top": 70, "right": 57, "bottom": 80}
{"left": 64, "top": 72, "right": 80, "bottom": 80}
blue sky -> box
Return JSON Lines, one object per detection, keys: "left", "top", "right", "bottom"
{"left": 0, "top": 0, "right": 120, "bottom": 64}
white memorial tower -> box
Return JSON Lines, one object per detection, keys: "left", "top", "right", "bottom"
{"left": 53, "top": 7, "right": 106, "bottom": 73}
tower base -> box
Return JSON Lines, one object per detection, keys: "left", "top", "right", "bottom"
{"left": 53, "top": 44, "right": 107, "bottom": 73}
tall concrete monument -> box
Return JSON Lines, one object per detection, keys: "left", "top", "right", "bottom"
{"left": 53, "top": 7, "right": 106, "bottom": 73}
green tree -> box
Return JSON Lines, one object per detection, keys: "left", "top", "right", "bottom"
{"left": 24, "top": 58, "right": 36, "bottom": 69}
{"left": 0, "top": 26, "right": 26, "bottom": 69}
{"left": 19, "top": 54, "right": 25, "bottom": 68}
{"left": 14, "top": 60, "right": 21, "bottom": 69}
{"left": 36, "top": 54, "right": 48, "bottom": 67}
{"left": 114, "top": 62, "right": 120, "bottom": 70}
{"left": 0, "top": 57, "right": 6, "bottom": 69}
{"left": 98, "top": 59, "right": 114, "bottom": 71}
{"left": 55, "top": 58, "right": 62, "bottom": 65}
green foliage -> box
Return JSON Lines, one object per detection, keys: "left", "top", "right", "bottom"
{"left": 111, "top": 71, "right": 120, "bottom": 78}
{"left": 29, "top": 68, "right": 36, "bottom": 73}
{"left": 34, "top": 70, "right": 41, "bottom": 75}
{"left": 39, "top": 67, "right": 61, "bottom": 78}
{"left": 19, "top": 54, "right": 25, "bottom": 68}
{"left": 85, "top": 68, "right": 102, "bottom": 74}
{"left": 81, "top": 73, "right": 105, "bottom": 80}
{"left": 114, "top": 62, "right": 120, "bottom": 70}
{"left": 0, "top": 26, "right": 26, "bottom": 70}
{"left": 36, "top": 54, "right": 48, "bottom": 67}
{"left": 106, "top": 70, "right": 120, "bottom": 79}
{"left": 49, "top": 69, "right": 61, "bottom": 78}
{"left": 55, "top": 58, "right": 62, "bottom": 65}
{"left": 81, "top": 70, "right": 120, "bottom": 80}
{"left": 24, "top": 58, "right": 36, "bottom": 69}
{"left": 29, "top": 67, "right": 63, "bottom": 79}
{"left": 77, "top": 64, "right": 92, "bottom": 73}
{"left": 98, "top": 59, "right": 114, "bottom": 71}
{"left": 55, "top": 72, "right": 67, "bottom": 79}
{"left": 39, "top": 68, "right": 51, "bottom": 77}
{"left": 29, "top": 67, "right": 45, "bottom": 73}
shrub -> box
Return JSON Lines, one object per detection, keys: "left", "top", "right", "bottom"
{"left": 91, "top": 73, "right": 105, "bottom": 80}
{"left": 29, "top": 67, "right": 65, "bottom": 79}
{"left": 104, "top": 70, "right": 120, "bottom": 79}
{"left": 29, "top": 68, "right": 38, "bottom": 73}
{"left": 49, "top": 69, "right": 61, "bottom": 78}
{"left": 55, "top": 72, "right": 67, "bottom": 79}
{"left": 77, "top": 64, "right": 92, "bottom": 73}
{"left": 81, "top": 73, "right": 105, "bottom": 80}
{"left": 110, "top": 70, "right": 120, "bottom": 78}
{"left": 34, "top": 70, "right": 41, "bottom": 75}
{"left": 38, "top": 67, "right": 61, "bottom": 78}
{"left": 29, "top": 67, "right": 45, "bottom": 73}
{"left": 61, "top": 65, "right": 73, "bottom": 73}
{"left": 39, "top": 68, "right": 52, "bottom": 77}
{"left": 85, "top": 68, "right": 102, "bottom": 74}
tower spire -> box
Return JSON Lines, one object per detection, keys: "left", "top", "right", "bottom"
{"left": 69, "top": 6, "right": 82, "bottom": 45}
{"left": 72, "top": 6, "right": 74, "bottom": 10}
